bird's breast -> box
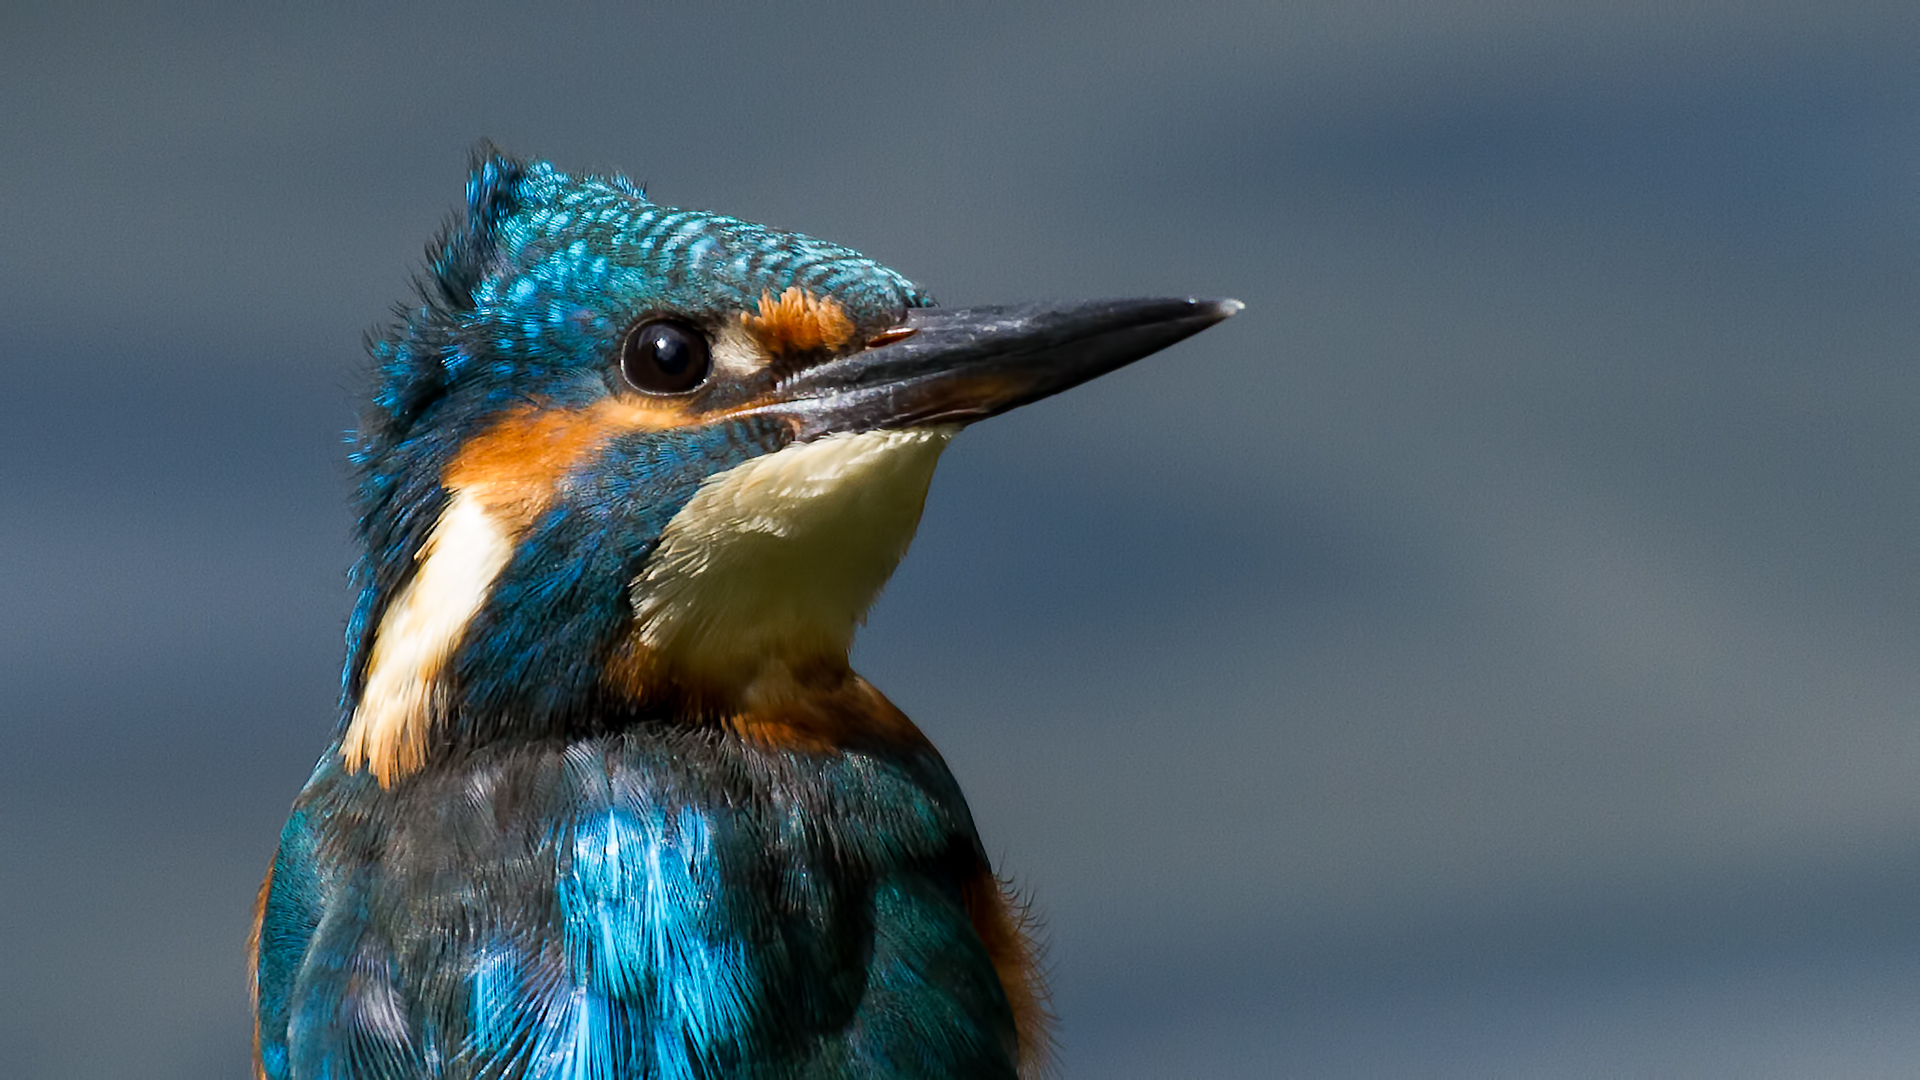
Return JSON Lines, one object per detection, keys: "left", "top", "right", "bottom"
{"left": 260, "top": 724, "right": 1019, "bottom": 1078}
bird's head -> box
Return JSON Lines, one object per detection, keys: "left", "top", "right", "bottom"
{"left": 340, "top": 149, "right": 1237, "bottom": 784}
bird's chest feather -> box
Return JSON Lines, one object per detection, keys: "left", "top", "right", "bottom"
{"left": 256, "top": 729, "right": 1016, "bottom": 1079}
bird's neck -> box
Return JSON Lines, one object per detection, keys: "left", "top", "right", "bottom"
{"left": 340, "top": 425, "right": 952, "bottom": 786}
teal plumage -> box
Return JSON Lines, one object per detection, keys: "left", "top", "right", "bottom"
{"left": 258, "top": 723, "right": 1008, "bottom": 1078}
{"left": 253, "top": 149, "right": 1236, "bottom": 1079}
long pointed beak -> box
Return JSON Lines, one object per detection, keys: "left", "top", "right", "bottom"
{"left": 761, "top": 296, "right": 1242, "bottom": 438}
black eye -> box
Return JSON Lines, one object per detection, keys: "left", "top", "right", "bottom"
{"left": 620, "top": 319, "right": 711, "bottom": 394}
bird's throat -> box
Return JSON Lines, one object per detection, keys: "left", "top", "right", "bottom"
{"left": 616, "top": 426, "right": 954, "bottom": 703}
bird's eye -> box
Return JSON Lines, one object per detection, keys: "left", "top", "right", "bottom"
{"left": 620, "top": 319, "right": 711, "bottom": 394}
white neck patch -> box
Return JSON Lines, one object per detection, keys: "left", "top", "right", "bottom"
{"left": 628, "top": 426, "right": 955, "bottom": 687}
{"left": 342, "top": 488, "right": 515, "bottom": 784}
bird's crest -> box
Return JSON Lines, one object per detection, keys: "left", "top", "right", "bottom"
{"left": 430, "top": 145, "right": 526, "bottom": 313}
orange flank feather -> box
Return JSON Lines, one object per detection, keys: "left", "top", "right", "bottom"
{"left": 741, "top": 287, "right": 857, "bottom": 357}
{"left": 605, "top": 641, "right": 931, "bottom": 752}
{"left": 723, "top": 669, "right": 933, "bottom": 752}
{"left": 248, "top": 864, "right": 273, "bottom": 1080}
{"left": 964, "top": 870, "right": 1056, "bottom": 1076}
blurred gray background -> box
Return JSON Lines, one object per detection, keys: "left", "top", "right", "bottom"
{"left": 4, "top": 2, "right": 1917, "bottom": 1076}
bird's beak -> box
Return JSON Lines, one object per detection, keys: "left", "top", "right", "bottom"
{"left": 762, "top": 297, "right": 1242, "bottom": 439}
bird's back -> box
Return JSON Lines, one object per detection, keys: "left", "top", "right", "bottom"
{"left": 255, "top": 702, "right": 1022, "bottom": 1079}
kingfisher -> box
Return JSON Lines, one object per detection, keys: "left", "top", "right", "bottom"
{"left": 250, "top": 149, "right": 1237, "bottom": 1080}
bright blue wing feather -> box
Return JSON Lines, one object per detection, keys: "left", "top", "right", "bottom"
{"left": 257, "top": 734, "right": 1018, "bottom": 1078}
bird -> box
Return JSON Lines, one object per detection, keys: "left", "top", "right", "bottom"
{"left": 250, "top": 148, "right": 1238, "bottom": 1080}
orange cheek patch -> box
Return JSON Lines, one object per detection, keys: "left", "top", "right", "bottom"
{"left": 446, "top": 397, "right": 695, "bottom": 524}
{"left": 742, "top": 286, "right": 857, "bottom": 356}
{"left": 346, "top": 395, "right": 707, "bottom": 787}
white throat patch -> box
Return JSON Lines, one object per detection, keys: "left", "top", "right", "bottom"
{"left": 628, "top": 426, "right": 955, "bottom": 686}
